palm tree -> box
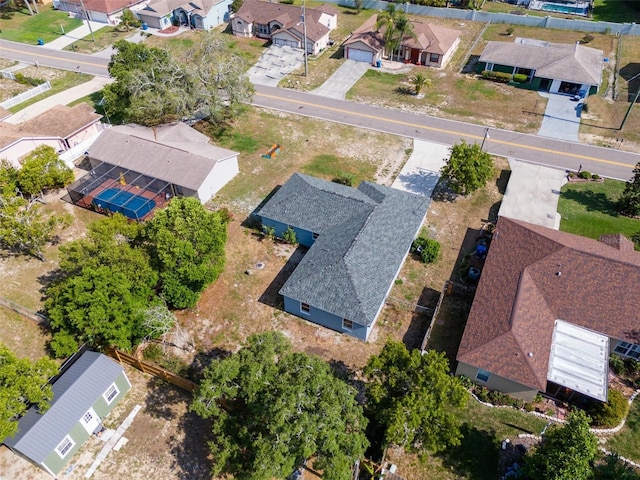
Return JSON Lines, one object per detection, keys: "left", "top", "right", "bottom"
{"left": 375, "top": 4, "right": 400, "bottom": 59}
{"left": 410, "top": 72, "right": 432, "bottom": 96}
{"left": 394, "top": 14, "right": 415, "bottom": 61}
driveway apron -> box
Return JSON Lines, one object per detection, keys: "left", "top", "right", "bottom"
{"left": 538, "top": 93, "right": 582, "bottom": 142}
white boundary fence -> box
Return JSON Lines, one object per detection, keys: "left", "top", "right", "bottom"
{"left": 0, "top": 81, "right": 52, "bottom": 109}
{"left": 331, "top": 0, "right": 640, "bottom": 36}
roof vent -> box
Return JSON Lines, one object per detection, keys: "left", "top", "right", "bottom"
{"left": 527, "top": 352, "right": 534, "bottom": 358}
{"left": 556, "top": 271, "right": 561, "bottom": 276}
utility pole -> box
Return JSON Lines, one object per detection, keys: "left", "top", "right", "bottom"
{"left": 619, "top": 88, "right": 640, "bottom": 131}
{"left": 301, "top": 0, "right": 308, "bottom": 77}
{"left": 78, "top": 0, "right": 96, "bottom": 42}
{"left": 481, "top": 127, "right": 490, "bottom": 150}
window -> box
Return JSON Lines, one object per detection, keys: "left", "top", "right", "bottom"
{"left": 342, "top": 319, "right": 353, "bottom": 330}
{"left": 56, "top": 435, "right": 75, "bottom": 458}
{"left": 429, "top": 53, "right": 440, "bottom": 63}
{"left": 82, "top": 411, "right": 93, "bottom": 424}
{"left": 300, "top": 302, "right": 310, "bottom": 314}
{"left": 312, "top": 232, "right": 319, "bottom": 240}
{"left": 103, "top": 383, "right": 119, "bottom": 404}
{"left": 476, "top": 369, "right": 491, "bottom": 382}
{"left": 614, "top": 341, "right": 640, "bottom": 359}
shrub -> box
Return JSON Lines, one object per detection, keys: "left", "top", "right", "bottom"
{"left": 625, "top": 357, "right": 640, "bottom": 375}
{"left": 481, "top": 70, "right": 511, "bottom": 83}
{"left": 610, "top": 355, "right": 626, "bottom": 375}
{"left": 581, "top": 34, "right": 595, "bottom": 44}
{"left": 282, "top": 226, "right": 298, "bottom": 245}
{"left": 505, "top": 26, "right": 514, "bottom": 35}
{"left": 280, "top": 0, "right": 294, "bottom": 4}
{"left": 587, "top": 389, "right": 629, "bottom": 427}
{"left": 261, "top": 224, "right": 276, "bottom": 241}
{"left": 512, "top": 73, "right": 528, "bottom": 83}
{"left": 14, "top": 73, "right": 45, "bottom": 86}
{"left": 578, "top": 170, "right": 592, "bottom": 179}
{"left": 412, "top": 237, "right": 440, "bottom": 263}
{"left": 592, "top": 174, "right": 601, "bottom": 180}
{"left": 143, "top": 343, "right": 164, "bottom": 362}
{"left": 332, "top": 173, "right": 355, "bottom": 186}
{"left": 524, "top": 402, "right": 535, "bottom": 412}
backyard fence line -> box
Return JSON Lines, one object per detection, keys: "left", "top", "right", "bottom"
{"left": 0, "top": 295, "right": 50, "bottom": 325}
{"left": 0, "top": 81, "right": 51, "bottom": 110}
{"left": 419, "top": 280, "right": 450, "bottom": 353}
{"left": 105, "top": 346, "right": 199, "bottom": 393}
{"left": 332, "top": 0, "right": 640, "bottom": 36}
{"left": 0, "top": 71, "right": 16, "bottom": 81}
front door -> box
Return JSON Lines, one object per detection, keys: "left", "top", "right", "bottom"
{"left": 81, "top": 407, "right": 101, "bottom": 434}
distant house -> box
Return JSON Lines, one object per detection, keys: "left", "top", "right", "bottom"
{"left": 53, "top": 0, "right": 148, "bottom": 24}
{"left": 3, "top": 351, "right": 131, "bottom": 477}
{"left": 456, "top": 216, "right": 640, "bottom": 403}
{"left": 256, "top": 173, "right": 429, "bottom": 341}
{"left": 0, "top": 103, "right": 104, "bottom": 169}
{"left": 477, "top": 38, "right": 603, "bottom": 95}
{"left": 232, "top": 0, "right": 338, "bottom": 55}
{"left": 344, "top": 14, "right": 461, "bottom": 67}
{"left": 137, "top": 0, "right": 232, "bottom": 30}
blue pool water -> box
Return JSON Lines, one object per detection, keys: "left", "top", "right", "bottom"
{"left": 93, "top": 188, "right": 156, "bottom": 220}
{"left": 541, "top": 3, "right": 588, "bottom": 14}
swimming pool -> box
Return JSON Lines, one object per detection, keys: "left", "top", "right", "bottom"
{"left": 541, "top": 3, "right": 588, "bottom": 15}
{"left": 93, "top": 188, "right": 156, "bottom": 220}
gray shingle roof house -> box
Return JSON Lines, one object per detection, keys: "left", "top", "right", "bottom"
{"left": 456, "top": 216, "right": 640, "bottom": 403}
{"left": 477, "top": 38, "right": 603, "bottom": 96}
{"left": 257, "top": 173, "right": 429, "bottom": 341}
{"left": 3, "top": 351, "right": 131, "bottom": 477}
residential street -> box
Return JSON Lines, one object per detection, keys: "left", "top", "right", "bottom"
{"left": 2, "top": 38, "right": 639, "bottom": 180}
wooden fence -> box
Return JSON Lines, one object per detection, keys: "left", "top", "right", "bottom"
{"left": 106, "top": 347, "right": 198, "bottom": 392}
{"left": 0, "top": 295, "right": 49, "bottom": 325}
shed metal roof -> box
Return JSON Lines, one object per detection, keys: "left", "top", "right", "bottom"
{"left": 3, "top": 352, "right": 126, "bottom": 464}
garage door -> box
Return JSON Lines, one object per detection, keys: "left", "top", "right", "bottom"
{"left": 348, "top": 48, "right": 373, "bottom": 64}
{"left": 274, "top": 38, "right": 298, "bottom": 48}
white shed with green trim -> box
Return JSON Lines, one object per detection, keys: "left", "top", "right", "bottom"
{"left": 2, "top": 351, "right": 131, "bottom": 477}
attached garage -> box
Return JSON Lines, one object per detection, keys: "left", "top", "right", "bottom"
{"left": 273, "top": 37, "right": 298, "bottom": 48}
{"left": 347, "top": 47, "right": 373, "bottom": 64}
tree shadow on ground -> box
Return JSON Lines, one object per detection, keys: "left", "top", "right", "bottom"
{"left": 431, "top": 178, "right": 458, "bottom": 203}
{"left": 168, "top": 401, "right": 214, "bottom": 480}
{"left": 143, "top": 377, "right": 189, "bottom": 421}
{"left": 438, "top": 424, "right": 499, "bottom": 480}
{"left": 402, "top": 286, "right": 439, "bottom": 350}
{"left": 395, "top": 86, "right": 414, "bottom": 96}
{"left": 188, "top": 347, "right": 232, "bottom": 382}
{"left": 619, "top": 63, "right": 640, "bottom": 102}
{"left": 560, "top": 188, "right": 619, "bottom": 215}
{"left": 258, "top": 246, "right": 307, "bottom": 310}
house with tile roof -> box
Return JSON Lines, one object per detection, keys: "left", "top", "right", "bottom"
{"left": 256, "top": 173, "right": 429, "bottom": 341}
{"left": 136, "top": 0, "right": 231, "bottom": 29}
{"left": 477, "top": 38, "right": 603, "bottom": 95}
{"left": 232, "top": 0, "right": 337, "bottom": 55}
{"left": 2, "top": 351, "right": 130, "bottom": 477}
{"left": 54, "top": 0, "right": 148, "bottom": 24}
{"left": 456, "top": 216, "right": 640, "bottom": 403}
{"left": 344, "top": 14, "right": 460, "bottom": 67}
{"left": 0, "top": 103, "right": 104, "bottom": 169}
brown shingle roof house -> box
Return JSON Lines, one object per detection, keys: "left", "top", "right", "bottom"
{"left": 455, "top": 216, "right": 640, "bottom": 403}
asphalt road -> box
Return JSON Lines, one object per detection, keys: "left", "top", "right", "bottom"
{"left": 2, "top": 39, "right": 639, "bottom": 179}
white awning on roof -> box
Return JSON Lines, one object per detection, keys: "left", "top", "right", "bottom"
{"left": 547, "top": 319, "right": 609, "bottom": 402}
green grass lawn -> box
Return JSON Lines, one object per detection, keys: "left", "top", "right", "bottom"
{"left": 605, "top": 397, "right": 640, "bottom": 462}
{"left": 557, "top": 179, "right": 640, "bottom": 242}
{"left": 64, "top": 26, "right": 135, "bottom": 54}
{"left": 8, "top": 72, "right": 93, "bottom": 113}
{"left": 0, "top": 5, "right": 82, "bottom": 44}
{"left": 593, "top": 0, "right": 640, "bottom": 23}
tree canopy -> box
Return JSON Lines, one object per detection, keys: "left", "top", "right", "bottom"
{"left": 191, "top": 332, "right": 369, "bottom": 480}
{"left": 0, "top": 343, "right": 58, "bottom": 440}
{"left": 103, "top": 34, "right": 253, "bottom": 126}
{"left": 440, "top": 140, "right": 494, "bottom": 196}
{"left": 617, "top": 162, "right": 640, "bottom": 217}
{"left": 521, "top": 409, "right": 598, "bottom": 480}
{"left": 363, "top": 342, "right": 467, "bottom": 452}
{"left": 45, "top": 215, "right": 158, "bottom": 357}
{"left": 14, "top": 145, "right": 74, "bottom": 197}
{"left": 143, "top": 197, "right": 228, "bottom": 309}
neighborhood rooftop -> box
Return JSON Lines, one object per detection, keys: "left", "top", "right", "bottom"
{"left": 87, "top": 123, "right": 238, "bottom": 191}
{"left": 258, "top": 173, "right": 429, "bottom": 327}
{"left": 3, "top": 352, "right": 125, "bottom": 464}
{"left": 479, "top": 38, "right": 603, "bottom": 86}
{"left": 457, "top": 216, "right": 640, "bottom": 394}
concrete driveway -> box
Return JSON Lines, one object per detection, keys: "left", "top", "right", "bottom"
{"left": 247, "top": 45, "right": 304, "bottom": 87}
{"left": 498, "top": 159, "right": 567, "bottom": 229}
{"left": 538, "top": 93, "right": 582, "bottom": 142}
{"left": 391, "top": 140, "right": 450, "bottom": 198}
{"left": 311, "top": 59, "right": 370, "bottom": 100}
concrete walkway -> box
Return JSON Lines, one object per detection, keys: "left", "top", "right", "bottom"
{"left": 498, "top": 159, "right": 567, "bottom": 229}
{"left": 311, "top": 60, "right": 370, "bottom": 100}
{"left": 43, "top": 20, "right": 108, "bottom": 51}
{"left": 391, "top": 140, "right": 450, "bottom": 197}
{"left": 4, "top": 76, "right": 113, "bottom": 124}
{"left": 538, "top": 93, "right": 582, "bottom": 142}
